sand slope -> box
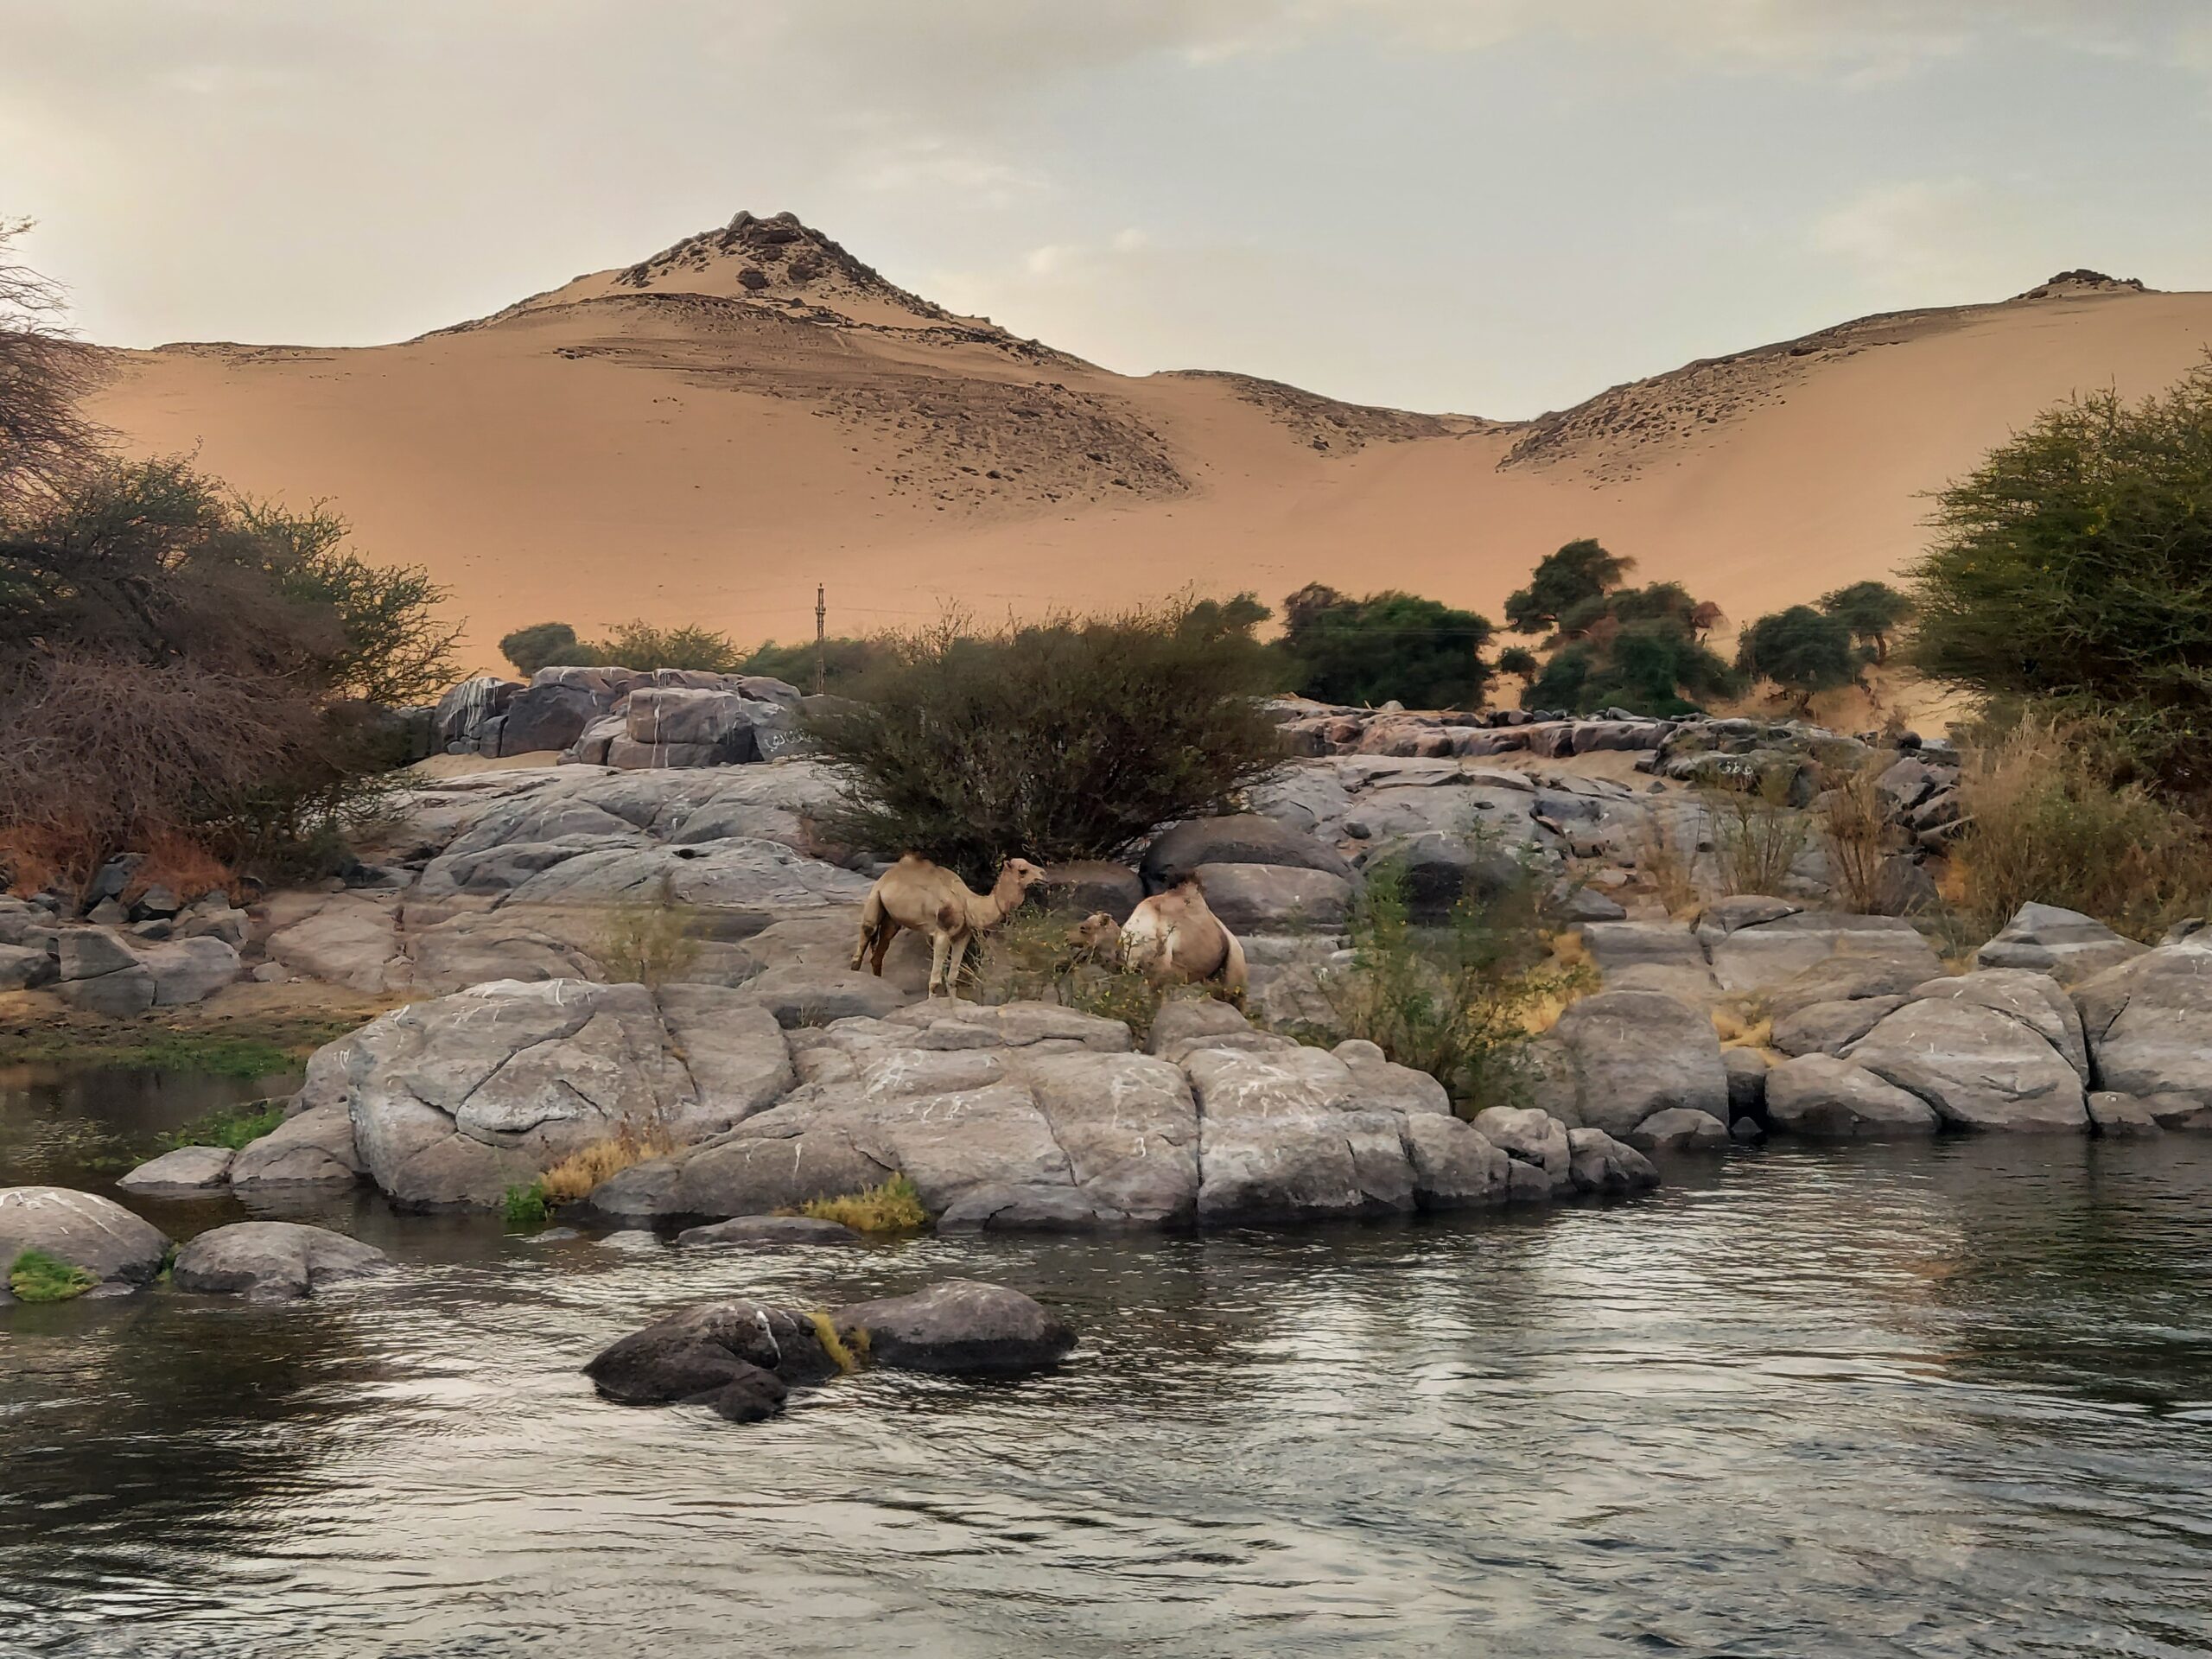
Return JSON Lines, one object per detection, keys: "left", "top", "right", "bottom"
{"left": 86, "top": 215, "right": 2212, "bottom": 670}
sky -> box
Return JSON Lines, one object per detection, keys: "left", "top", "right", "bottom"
{"left": 4, "top": 0, "right": 2210, "bottom": 418}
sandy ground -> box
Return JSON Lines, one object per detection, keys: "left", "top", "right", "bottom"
{"left": 83, "top": 217, "right": 2212, "bottom": 673}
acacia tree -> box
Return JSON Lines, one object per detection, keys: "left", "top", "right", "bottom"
{"left": 1910, "top": 362, "right": 2212, "bottom": 794}
{"left": 0, "top": 219, "right": 103, "bottom": 507}
{"left": 1504, "top": 539, "right": 1635, "bottom": 637}
{"left": 1735, "top": 606, "right": 1858, "bottom": 713}
{"left": 1281, "top": 588, "right": 1494, "bottom": 709}
{"left": 1819, "top": 580, "right": 1914, "bottom": 664}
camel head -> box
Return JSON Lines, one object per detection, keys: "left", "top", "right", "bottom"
{"left": 1066, "top": 912, "right": 1122, "bottom": 956}
{"left": 995, "top": 856, "right": 1048, "bottom": 903}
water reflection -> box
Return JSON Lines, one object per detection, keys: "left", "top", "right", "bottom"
{"left": 2, "top": 1096, "right": 2209, "bottom": 1656}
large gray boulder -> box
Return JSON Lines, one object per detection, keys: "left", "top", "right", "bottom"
{"left": 583, "top": 1299, "right": 841, "bottom": 1421}
{"left": 1764, "top": 1054, "right": 1941, "bottom": 1138}
{"left": 54, "top": 929, "right": 155, "bottom": 1015}
{"left": 1626, "top": 1107, "right": 1729, "bottom": 1153}
{"left": 1771, "top": 995, "right": 1906, "bottom": 1058}
{"left": 1566, "top": 1128, "right": 1662, "bottom": 1194}
{"left": 1697, "top": 903, "right": 1940, "bottom": 995}
{"left": 142, "top": 937, "right": 242, "bottom": 1005}
{"left": 1190, "top": 863, "right": 1353, "bottom": 931}
{"left": 1141, "top": 814, "right": 1353, "bottom": 889}
{"left": 264, "top": 893, "right": 406, "bottom": 994}
{"left": 1911, "top": 969, "right": 2088, "bottom": 1078}
{"left": 1548, "top": 990, "right": 1730, "bottom": 1137}
{"left": 171, "top": 1222, "right": 390, "bottom": 1301}
{"left": 0, "top": 941, "right": 54, "bottom": 990}
{"left": 1577, "top": 920, "right": 1717, "bottom": 1003}
{"left": 830, "top": 1280, "right": 1075, "bottom": 1375}
{"left": 118, "top": 1146, "right": 237, "bottom": 1192}
{"left": 1842, "top": 999, "right": 2087, "bottom": 1132}
{"left": 1469, "top": 1105, "right": 1570, "bottom": 1190}
{"left": 320, "top": 979, "right": 794, "bottom": 1207}
{"left": 2072, "top": 943, "right": 2212, "bottom": 1107}
{"left": 735, "top": 963, "right": 916, "bottom": 1027}
{"left": 227, "top": 1102, "right": 366, "bottom": 1187}
{"left": 1975, "top": 902, "right": 2147, "bottom": 984}
{"left": 0, "top": 1187, "right": 169, "bottom": 1295}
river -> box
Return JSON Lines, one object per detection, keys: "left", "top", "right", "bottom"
{"left": 3, "top": 1065, "right": 2209, "bottom": 1656}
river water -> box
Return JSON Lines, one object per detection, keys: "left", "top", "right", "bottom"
{"left": 3, "top": 1067, "right": 2209, "bottom": 1657}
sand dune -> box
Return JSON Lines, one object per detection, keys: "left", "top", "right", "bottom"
{"left": 86, "top": 213, "right": 2212, "bottom": 671}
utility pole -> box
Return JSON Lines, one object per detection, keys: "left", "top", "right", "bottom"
{"left": 814, "top": 584, "right": 826, "bottom": 696}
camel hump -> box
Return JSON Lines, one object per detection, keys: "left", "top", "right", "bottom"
{"left": 897, "top": 851, "right": 931, "bottom": 868}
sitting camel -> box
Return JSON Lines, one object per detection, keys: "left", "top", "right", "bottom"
{"left": 852, "top": 853, "right": 1047, "bottom": 997}
{"left": 1067, "top": 876, "right": 1247, "bottom": 1001}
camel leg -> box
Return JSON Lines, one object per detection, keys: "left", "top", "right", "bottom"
{"left": 927, "top": 930, "right": 952, "bottom": 997}
{"left": 851, "top": 890, "right": 883, "bottom": 974}
{"left": 869, "top": 918, "right": 899, "bottom": 977}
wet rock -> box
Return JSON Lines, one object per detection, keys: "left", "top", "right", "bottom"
{"left": 1566, "top": 1128, "right": 1661, "bottom": 1194}
{"left": 1975, "top": 902, "right": 2147, "bottom": 985}
{"left": 227, "top": 1102, "right": 366, "bottom": 1188}
{"left": 118, "top": 1146, "right": 237, "bottom": 1192}
{"left": 1549, "top": 989, "right": 1730, "bottom": 1137}
{"left": 2072, "top": 943, "right": 2212, "bottom": 1108}
{"left": 2087, "top": 1092, "right": 2163, "bottom": 1137}
{"left": 0, "top": 1187, "right": 170, "bottom": 1294}
{"left": 1764, "top": 1054, "right": 1942, "bottom": 1137}
{"left": 584, "top": 1300, "right": 847, "bottom": 1408}
{"left": 1722, "top": 1046, "right": 1770, "bottom": 1116}
{"left": 1843, "top": 999, "right": 2086, "bottom": 1132}
{"left": 1627, "top": 1108, "right": 1730, "bottom": 1153}
{"left": 171, "top": 1222, "right": 389, "bottom": 1301}
{"left": 674, "top": 1215, "right": 861, "bottom": 1247}
{"left": 830, "top": 1279, "right": 1074, "bottom": 1375}
{"left": 1469, "top": 1105, "right": 1571, "bottom": 1190}
{"left": 1729, "top": 1116, "right": 1764, "bottom": 1141}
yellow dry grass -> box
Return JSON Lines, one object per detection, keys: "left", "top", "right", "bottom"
{"left": 538, "top": 1119, "right": 680, "bottom": 1205}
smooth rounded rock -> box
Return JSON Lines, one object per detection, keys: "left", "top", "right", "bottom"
{"left": 831, "top": 1279, "right": 1074, "bottom": 1375}
{"left": 171, "top": 1222, "right": 390, "bottom": 1301}
{"left": 0, "top": 1186, "right": 169, "bottom": 1294}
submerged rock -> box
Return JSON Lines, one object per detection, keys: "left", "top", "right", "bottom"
{"left": 674, "top": 1215, "right": 861, "bottom": 1248}
{"left": 171, "top": 1223, "right": 390, "bottom": 1301}
{"left": 118, "top": 1145, "right": 237, "bottom": 1192}
{"left": 831, "top": 1279, "right": 1075, "bottom": 1375}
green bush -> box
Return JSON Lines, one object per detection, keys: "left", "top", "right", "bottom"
{"left": 500, "top": 621, "right": 588, "bottom": 677}
{"left": 157, "top": 1098, "right": 287, "bottom": 1153}
{"left": 799, "top": 1174, "right": 928, "bottom": 1233}
{"left": 805, "top": 601, "right": 1284, "bottom": 887}
{"left": 1910, "top": 362, "right": 2212, "bottom": 796}
{"left": 8, "top": 1248, "right": 96, "bottom": 1304}
{"left": 1736, "top": 606, "right": 1858, "bottom": 710}
{"left": 1504, "top": 538, "right": 1635, "bottom": 636}
{"left": 502, "top": 1180, "right": 551, "bottom": 1230}
{"left": 1317, "top": 846, "right": 1592, "bottom": 1110}
{"left": 1819, "top": 580, "right": 1914, "bottom": 664}
{"left": 1279, "top": 586, "right": 1494, "bottom": 709}
{"left": 737, "top": 635, "right": 895, "bottom": 691}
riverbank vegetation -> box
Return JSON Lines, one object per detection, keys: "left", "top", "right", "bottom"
{"left": 806, "top": 601, "right": 1283, "bottom": 887}
{"left": 798, "top": 1174, "right": 928, "bottom": 1233}
{"left": 7, "top": 1247, "right": 95, "bottom": 1304}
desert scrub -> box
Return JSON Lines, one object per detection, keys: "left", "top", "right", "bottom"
{"left": 8, "top": 1249, "right": 96, "bottom": 1304}
{"left": 501, "top": 1179, "right": 552, "bottom": 1230}
{"left": 1319, "top": 849, "right": 1593, "bottom": 1112}
{"left": 593, "top": 874, "right": 702, "bottom": 988}
{"left": 538, "top": 1118, "right": 679, "bottom": 1205}
{"left": 976, "top": 907, "right": 1171, "bottom": 1040}
{"left": 1950, "top": 716, "right": 2212, "bottom": 941}
{"left": 798, "top": 1174, "right": 928, "bottom": 1234}
{"left": 1709, "top": 769, "right": 1810, "bottom": 896}
{"left": 156, "top": 1097, "right": 287, "bottom": 1152}
{"left": 1819, "top": 758, "right": 1897, "bottom": 914}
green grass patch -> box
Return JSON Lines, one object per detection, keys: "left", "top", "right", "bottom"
{"left": 8, "top": 1249, "right": 97, "bottom": 1304}
{"left": 0, "top": 1029, "right": 302, "bottom": 1079}
{"left": 156, "top": 1098, "right": 288, "bottom": 1153}
{"left": 797, "top": 1174, "right": 928, "bottom": 1234}
{"left": 502, "top": 1179, "right": 552, "bottom": 1230}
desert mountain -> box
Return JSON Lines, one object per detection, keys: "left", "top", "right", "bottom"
{"left": 87, "top": 213, "right": 2212, "bottom": 670}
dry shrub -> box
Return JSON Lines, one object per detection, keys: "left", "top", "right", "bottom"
{"left": 1711, "top": 1005, "right": 1775, "bottom": 1051}
{"left": 0, "top": 822, "right": 84, "bottom": 896}
{"left": 1949, "top": 718, "right": 2212, "bottom": 942}
{"left": 593, "top": 876, "right": 702, "bottom": 988}
{"left": 798, "top": 1174, "right": 928, "bottom": 1234}
{"left": 539, "top": 1116, "right": 681, "bottom": 1205}
{"left": 1710, "top": 771, "right": 1810, "bottom": 896}
{"left": 977, "top": 906, "right": 1172, "bottom": 1040}
{"left": 1632, "top": 814, "right": 1700, "bottom": 915}
{"left": 1819, "top": 760, "right": 1894, "bottom": 914}
{"left": 123, "top": 828, "right": 238, "bottom": 905}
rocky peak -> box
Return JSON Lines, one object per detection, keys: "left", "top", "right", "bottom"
{"left": 2017, "top": 270, "right": 2151, "bottom": 301}
{"left": 609, "top": 208, "right": 952, "bottom": 323}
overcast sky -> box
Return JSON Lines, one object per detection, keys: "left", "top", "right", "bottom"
{"left": 4, "top": 1, "right": 2209, "bottom": 416}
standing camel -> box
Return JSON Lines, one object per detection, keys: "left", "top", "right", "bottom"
{"left": 852, "top": 853, "right": 1047, "bottom": 997}
{"left": 1067, "top": 876, "right": 1247, "bottom": 1001}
